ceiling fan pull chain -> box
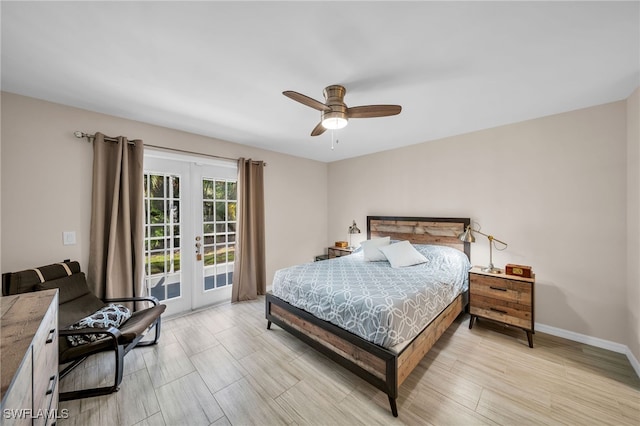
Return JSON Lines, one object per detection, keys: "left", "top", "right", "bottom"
{"left": 331, "top": 130, "right": 335, "bottom": 150}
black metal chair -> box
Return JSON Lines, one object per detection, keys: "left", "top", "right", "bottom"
{"left": 2, "top": 260, "right": 166, "bottom": 400}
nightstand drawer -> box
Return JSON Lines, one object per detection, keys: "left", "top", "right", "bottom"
{"left": 470, "top": 298, "right": 532, "bottom": 329}
{"left": 470, "top": 275, "right": 531, "bottom": 305}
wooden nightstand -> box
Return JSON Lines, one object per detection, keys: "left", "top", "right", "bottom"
{"left": 327, "top": 246, "right": 353, "bottom": 258}
{"left": 468, "top": 266, "right": 535, "bottom": 348}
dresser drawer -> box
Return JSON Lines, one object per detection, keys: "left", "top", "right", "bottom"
{"left": 45, "top": 390, "right": 58, "bottom": 426}
{"left": 32, "top": 293, "right": 59, "bottom": 426}
{"left": 32, "top": 356, "right": 57, "bottom": 426}
{"left": 1, "top": 347, "right": 33, "bottom": 426}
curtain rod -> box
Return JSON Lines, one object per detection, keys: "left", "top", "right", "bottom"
{"left": 75, "top": 131, "right": 124, "bottom": 143}
{"left": 74, "top": 131, "right": 266, "bottom": 165}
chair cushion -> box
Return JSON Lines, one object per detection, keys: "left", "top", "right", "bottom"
{"left": 3, "top": 261, "right": 81, "bottom": 296}
{"left": 66, "top": 304, "right": 132, "bottom": 347}
{"left": 59, "top": 334, "right": 116, "bottom": 364}
{"left": 36, "top": 272, "right": 106, "bottom": 328}
{"left": 118, "top": 304, "right": 166, "bottom": 341}
{"left": 37, "top": 272, "right": 91, "bottom": 304}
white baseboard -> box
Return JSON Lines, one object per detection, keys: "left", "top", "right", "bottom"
{"left": 536, "top": 322, "right": 640, "bottom": 378}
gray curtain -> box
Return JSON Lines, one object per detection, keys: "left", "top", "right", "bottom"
{"left": 87, "top": 132, "right": 145, "bottom": 307}
{"left": 232, "top": 158, "right": 266, "bottom": 302}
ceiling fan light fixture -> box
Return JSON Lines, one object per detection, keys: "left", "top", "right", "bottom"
{"left": 321, "top": 110, "right": 348, "bottom": 130}
{"left": 322, "top": 116, "right": 348, "bottom": 130}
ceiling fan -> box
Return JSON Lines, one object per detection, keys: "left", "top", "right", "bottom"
{"left": 283, "top": 85, "right": 402, "bottom": 136}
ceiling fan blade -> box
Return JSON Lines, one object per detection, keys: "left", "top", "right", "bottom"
{"left": 283, "top": 91, "right": 331, "bottom": 112}
{"left": 347, "top": 105, "right": 402, "bottom": 119}
{"left": 311, "top": 122, "right": 326, "bottom": 136}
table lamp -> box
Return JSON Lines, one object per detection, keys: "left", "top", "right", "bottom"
{"left": 348, "top": 220, "right": 361, "bottom": 250}
{"left": 458, "top": 225, "right": 508, "bottom": 273}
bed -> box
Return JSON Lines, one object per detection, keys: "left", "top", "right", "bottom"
{"left": 265, "top": 216, "right": 471, "bottom": 416}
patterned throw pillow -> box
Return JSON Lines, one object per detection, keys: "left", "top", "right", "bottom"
{"left": 66, "top": 304, "right": 132, "bottom": 347}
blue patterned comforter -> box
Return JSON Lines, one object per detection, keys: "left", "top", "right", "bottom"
{"left": 271, "top": 244, "right": 471, "bottom": 348}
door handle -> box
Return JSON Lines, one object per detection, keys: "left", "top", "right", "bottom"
{"left": 195, "top": 236, "right": 202, "bottom": 261}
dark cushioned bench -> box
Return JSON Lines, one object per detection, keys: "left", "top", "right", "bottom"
{"left": 2, "top": 260, "right": 166, "bottom": 400}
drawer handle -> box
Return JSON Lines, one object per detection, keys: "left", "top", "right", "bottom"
{"left": 489, "top": 286, "right": 508, "bottom": 292}
{"left": 46, "top": 328, "right": 56, "bottom": 344}
{"left": 490, "top": 307, "right": 508, "bottom": 314}
{"left": 46, "top": 375, "right": 57, "bottom": 395}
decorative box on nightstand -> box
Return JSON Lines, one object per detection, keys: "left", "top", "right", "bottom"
{"left": 468, "top": 266, "right": 535, "bottom": 348}
{"left": 327, "top": 246, "right": 353, "bottom": 259}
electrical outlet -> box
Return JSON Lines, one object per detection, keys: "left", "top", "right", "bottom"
{"left": 63, "top": 231, "right": 76, "bottom": 246}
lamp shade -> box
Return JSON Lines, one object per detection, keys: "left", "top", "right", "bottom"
{"left": 458, "top": 226, "right": 476, "bottom": 243}
{"left": 348, "top": 220, "right": 361, "bottom": 234}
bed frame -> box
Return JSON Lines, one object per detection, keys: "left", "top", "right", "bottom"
{"left": 265, "top": 216, "right": 471, "bottom": 417}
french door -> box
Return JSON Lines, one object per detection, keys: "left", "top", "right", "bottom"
{"left": 143, "top": 151, "right": 237, "bottom": 316}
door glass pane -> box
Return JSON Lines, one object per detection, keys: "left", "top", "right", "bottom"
{"left": 227, "top": 202, "right": 236, "bottom": 221}
{"left": 203, "top": 201, "right": 214, "bottom": 222}
{"left": 150, "top": 225, "right": 165, "bottom": 237}
{"left": 172, "top": 176, "right": 180, "bottom": 198}
{"left": 204, "top": 246, "right": 215, "bottom": 267}
{"left": 215, "top": 181, "right": 225, "bottom": 198}
{"left": 144, "top": 172, "right": 181, "bottom": 302}
{"left": 203, "top": 180, "right": 214, "bottom": 199}
{"left": 149, "top": 175, "right": 164, "bottom": 198}
{"left": 227, "top": 182, "right": 237, "bottom": 199}
{"left": 150, "top": 200, "right": 165, "bottom": 223}
{"left": 202, "top": 177, "right": 237, "bottom": 292}
{"left": 215, "top": 202, "right": 226, "bottom": 221}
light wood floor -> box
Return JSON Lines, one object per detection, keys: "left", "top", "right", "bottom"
{"left": 59, "top": 296, "right": 640, "bottom": 426}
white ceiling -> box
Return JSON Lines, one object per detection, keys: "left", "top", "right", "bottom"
{"left": 2, "top": 1, "right": 639, "bottom": 162}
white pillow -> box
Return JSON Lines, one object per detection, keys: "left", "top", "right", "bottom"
{"left": 360, "top": 236, "right": 391, "bottom": 261}
{"left": 379, "top": 240, "right": 428, "bottom": 268}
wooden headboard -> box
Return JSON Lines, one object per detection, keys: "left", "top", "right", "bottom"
{"left": 367, "top": 216, "right": 471, "bottom": 259}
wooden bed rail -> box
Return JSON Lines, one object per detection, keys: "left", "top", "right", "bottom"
{"left": 266, "top": 291, "right": 468, "bottom": 416}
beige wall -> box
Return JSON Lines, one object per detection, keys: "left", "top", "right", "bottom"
{"left": 627, "top": 87, "right": 640, "bottom": 363}
{"left": 328, "top": 101, "right": 629, "bottom": 345}
{"left": 2, "top": 91, "right": 636, "bottom": 357}
{"left": 0, "top": 92, "right": 328, "bottom": 285}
